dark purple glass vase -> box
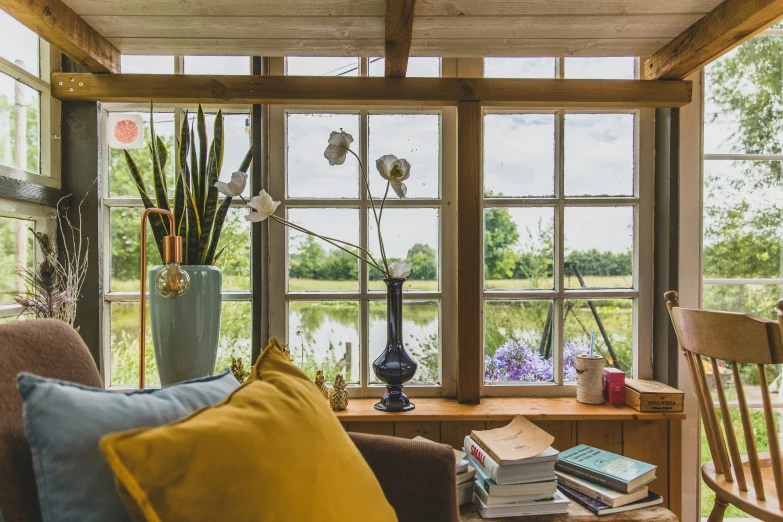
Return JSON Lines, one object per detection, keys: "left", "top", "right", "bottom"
{"left": 372, "top": 278, "right": 417, "bottom": 412}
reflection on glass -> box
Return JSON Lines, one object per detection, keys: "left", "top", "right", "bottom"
{"left": 0, "top": 10, "right": 38, "bottom": 76}
{"left": 484, "top": 58, "right": 556, "bottom": 78}
{"left": 288, "top": 300, "right": 360, "bottom": 382}
{"left": 484, "top": 300, "right": 553, "bottom": 383}
{"left": 563, "top": 299, "right": 633, "bottom": 379}
{"left": 369, "top": 57, "right": 440, "bottom": 77}
{"left": 368, "top": 113, "right": 440, "bottom": 198}
{"left": 213, "top": 208, "right": 251, "bottom": 291}
{"left": 121, "top": 55, "right": 175, "bottom": 74}
{"left": 565, "top": 113, "right": 634, "bottom": 196}
{"left": 109, "top": 112, "right": 175, "bottom": 197}
{"left": 110, "top": 302, "right": 157, "bottom": 387}
{"left": 0, "top": 216, "right": 35, "bottom": 305}
{"left": 286, "top": 57, "right": 360, "bottom": 76}
{"left": 185, "top": 111, "right": 251, "bottom": 191}
{"left": 564, "top": 207, "right": 633, "bottom": 288}
{"left": 0, "top": 73, "right": 40, "bottom": 173}
{"left": 370, "top": 300, "right": 439, "bottom": 384}
{"left": 184, "top": 56, "right": 250, "bottom": 75}
{"left": 484, "top": 114, "right": 555, "bottom": 197}
{"left": 110, "top": 208, "right": 166, "bottom": 291}
{"left": 287, "top": 208, "right": 359, "bottom": 292}
{"left": 286, "top": 112, "right": 360, "bottom": 198}
{"left": 484, "top": 207, "right": 554, "bottom": 290}
{"left": 564, "top": 57, "right": 635, "bottom": 79}
{"left": 703, "top": 284, "right": 783, "bottom": 320}
{"left": 368, "top": 207, "right": 439, "bottom": 291}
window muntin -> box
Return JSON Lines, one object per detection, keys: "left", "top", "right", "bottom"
{"left": 368, "top": 57, "right": 441, "bottom": 77}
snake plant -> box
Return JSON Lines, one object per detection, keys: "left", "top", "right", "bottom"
{"left": 124, "top": 105, "right": 252, "bottom": 265}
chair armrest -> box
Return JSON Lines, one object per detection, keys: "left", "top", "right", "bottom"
{"left": 349, "top": 432, "right": 458, "bottom": 522}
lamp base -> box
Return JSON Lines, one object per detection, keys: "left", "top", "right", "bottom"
{"left": 374, "top": 384, "right": 415, "bottom": 412}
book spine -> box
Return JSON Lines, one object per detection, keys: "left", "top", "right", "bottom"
{"left": 555, "top": 461, "right": 627, "bottom": 492}
{"left": 465, "top": 436, "right": 501, "bottom": 482}
{"left": 555, "top": 475, "right": 614, "bottom": 506}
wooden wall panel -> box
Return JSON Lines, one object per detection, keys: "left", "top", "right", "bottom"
{"left": 577, "top": 420, "right": 624, "bottom": 454}
{"left": 440, "top": 421, "right": 488, "bottom": 449}
{"left": 623, "top": 420, "right": 671, "bottom": 508}
{"left": 533, "top": 420, "right": 576, "bottom": 452}
{"left": 394, "top": 422, "right": 441, "bottom": 441}
{"left": 348, "top": 422, "right": 394, "bottom": 436}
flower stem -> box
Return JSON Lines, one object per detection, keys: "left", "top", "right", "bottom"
{"left": 348, "top": 149, "right": 389, "bottom": 272}
{"left": 378, "top": 181, "right": 391, "bottom": 223}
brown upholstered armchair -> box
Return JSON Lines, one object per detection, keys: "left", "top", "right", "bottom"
{"left": 0, "top": 319, "right": 459, "bottom": 522}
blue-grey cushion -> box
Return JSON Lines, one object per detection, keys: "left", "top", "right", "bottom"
{"left": 18, "top": 369, "right": 239, "bottom": 522}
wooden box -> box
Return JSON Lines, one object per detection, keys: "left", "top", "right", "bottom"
{"left": 625, "top": 379, "right": 684, "bottom": 413}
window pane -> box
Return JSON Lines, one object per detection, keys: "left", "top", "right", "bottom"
{"left": 563, "top": 299, "right": 633, "bottom": 379}
{"left": 286, "top": 112, "right": 360, "bottom": 198}
{"left": 121, "top": 55, "right": 174, "bottom": 74}
{"left": 370, "top": 300, "right": 440, "bottom": 384}
{"left": 368, "top": 113, "right": 440, "bottom": 198}
{"left": 215, "top": 208, "right": 251, "bottom": 291}
{"left": 564, "top": 57, "right": 635, "bottom": 79}
{"left": 484, "top": 113, "right": 555, "bottom": 197}
{"left": 186, "top": 111, "right": 251, "bottom": 193}
{"left": 0, "top": 216, "right": 35, "bottom": 305}
{"left": 564, "top": 207, "right": 633, "bottom": 289}
{"left": 184, "top": 56, "right": 250, "bottom": 75}
{"left": 484, "top": 207, "right": 554, "bottom": 290}
{"left": 288, "top": 208, "right": 359, "bottom": 292}
{"left": 0, "top": 9, "right": 39, "bottom": 76}
{"left": 484, "top": 300, "right": 553, "bottom": 384}
{"left": 109, "top": 301, "right": 157, "bottom": 387}
{"left": 286, "top": 57, "right": 360, "bottom": 76}
{"left": 215, "top": 301, "right": 252, "bottom": 373}
{"left": 0, "top": 73, "right": 40, "bottom": 173}
{"left": 368, "top": 208, "right": 439, "bottom": 291}
{"left": 484, "top": 58, "right": 556, "bottom": 78}
{"left": 110, "top": 207, "right": 165, "bottom": 291}
{"left": 703, "top": 284, "right": 782, "bottom": 320}
{"left": 288, "top": 300, "right": 360, "bottom": 382}
{"left": 109, "top": 112, "right": 176, "bottom": 197}
{"left": 369, "top": 57, "right": 440, "bottom": 77}
{"left": 564, "top": 113, "right": 634, "bottom": 196}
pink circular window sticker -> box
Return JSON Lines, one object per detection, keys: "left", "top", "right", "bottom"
{"left": 108, "top": 113, "right": 144, "bottom": 149}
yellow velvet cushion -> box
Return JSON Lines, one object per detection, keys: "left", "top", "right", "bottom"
{"left": 99, "top": 338, "right": 397, "bottom": 522}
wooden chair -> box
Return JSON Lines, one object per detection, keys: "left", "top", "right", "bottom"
{"left": 665, "top": 290, "right": 783, "bottom": 522}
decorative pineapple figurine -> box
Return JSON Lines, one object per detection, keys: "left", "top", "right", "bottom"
{"left": 231, "top": 357, "right": 250, "bottom": 384}
{"left": 330, "top": 373, "right": 348, "bottom": 411}
{"left": 314, "top": 370, "right": 330, "bottom": 401}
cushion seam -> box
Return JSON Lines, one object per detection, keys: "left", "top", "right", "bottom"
{"left": 100, "top": 439, "right": 162, "bottom": 522}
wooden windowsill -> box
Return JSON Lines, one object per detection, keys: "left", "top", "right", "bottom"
{"left": 333, "top": 398, "right": 686, "bottom": 422}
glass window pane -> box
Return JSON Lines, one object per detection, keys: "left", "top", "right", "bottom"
{"left": 368, "top": 208, "right": 439, "bottom": 291}
{"left": 0, "top": 216, "right": 35, "bottom": 305}
{"left": 185, "top": 111, "right": 251, "bottom": 194}
{"left": 0, "top": 9, "right": 39, "bottom": 76}
{"left": 288, "top": 208, "right": 359, "bottom": 292}
{"left": 215, "top": 301, "right": 252, "bottom": 374}
{"left": 214, "top": 208, "right": 251, "bottom": 291}
{"left": 703, "top": 284, "right": 782, "bottom": 320}
{"left": 563, "top": 299, "right": 633, "bottom": 379}
{"left": 0, "top": 73, "right": 40, "bottom": 173}
{"left": 370, "top": 300, "right": 440, "bottom": 384}
{"left": 109, "top": 301, "right": 157, "bottom": 387}
{"left": 564, "top": 113, "right": 634, "bottom": 196}
{"left": 484, "top": 113, "right": 555, "bottom": 197}
{"left": 368, "top": 113, "right": 440, "bottom": 198}
{"left": 369, "top": 57, "right": 440, "bottom": 77}
{"left": 109, "top": 112, "right": 176, "bottom": 197}
{"left": 286, "top": 112, "right": 360, "bottom": 198}
{"left": 286, "top": 57, "right": 360, "bottom": 76}
{"left": 564, "top": 57, "right": 635, "bottom": 79}
{"left": 288, "top": 300, "right": 360, "bottom": 382}
{"left": 184, "top": 56, "right": 250, "bottom": 75}
{"left": 484, "top": 300, "right": 554, "bottom": 384}
{"left": 564, "top": 207, "right": 633, "bottom": 289}
{"left": 121, "top": 55, "right": 174, "bottom": 74}
{"left": 484, "top": 58, "right": 556, "bottom": 78}
{"left": 110, "top": 207, "right": 165, "bottom": 291}
{"left": 484, "top": 207, "right": 554, "bottom": 290}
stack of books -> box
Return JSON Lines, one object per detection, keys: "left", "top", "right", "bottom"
{"left": 555, "top": 444, "right": 664, "bottom": 515}
{"left": 413, "top": 436, "right": 476, "bottom": 505}
{"left": 463, "top": 417, "right": 570, "bottom": 518}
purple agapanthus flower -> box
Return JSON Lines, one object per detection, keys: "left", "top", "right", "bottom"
{"left": 485, "top": 339, "right": 590, "bottom": 382}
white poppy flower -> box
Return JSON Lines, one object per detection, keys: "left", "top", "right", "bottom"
{"left": 214, "top": 171, "right": 248, "bottom": 197}
{"left": 387, "top": 261, "right": 412, "bottom": 280}
{"left": 245, "top": 190, "right": 280, "bottom": 223}
{"left": 375, "top": 155, "right": 411, "bottom": 199}
{"left": 324, "top": 131, "right": 354, "bottom": 166}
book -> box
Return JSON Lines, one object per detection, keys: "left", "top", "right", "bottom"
{"left": 457, "top": 465, "right": 477, "bottom": 486}
{"left": 556, "top": 445, "right": 657, "bottom": 493}
{"left": 625, "top": 379, "right": 684, "bottom": 412}
{"left": 469, "top": 454, "right": 558, "bottom": 497}
{"left": 456, "top": 458, "right": 469, "bottom": 474}
{"left": 465, "top": 436, "right": 559, "bottom": 485}
{"left": 555, "top": 470, "right": 651, "bottom": 507}
{"left": 457, "top": 482, "right": 474, "bottom": 505}
{"left": 470, "top": 416, "right": 555, "bottom": 465}
{"left": 473, "top": 483, "right": 557, "bottom": 506}
{"left": 472, "top": 490, "right": 570, "bottom": 518}
{"left": 558, "top": 483, "right": 663, "bottom": 515}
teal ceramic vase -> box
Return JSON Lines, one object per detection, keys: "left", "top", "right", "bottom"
{"left": 149, "top": 265, "right": 222, "bottom": 386}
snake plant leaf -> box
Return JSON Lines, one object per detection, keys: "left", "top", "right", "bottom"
{"left": 174, "top": 168, "right": 186, "bottom": 237}
{"left": 198, "top": 141, "right": 220, "bottom": 263}
{"left": 124, "top": 150, "right": 167, "bottom": 259}
{"left": 205, "top": 196, "right": 232, "bottom": 265}
{"left": 179, "top": 113, "right": 191, "bottom": 189}
{"left": 212, "top": 246, "right": 227, "bottom": 265}
{"left": 185, "top": 182, "right": 201, "bottom": 265}
{"left": 150, "top": 135, "right": 170, "bottom": 213}
{"left": 197, "top": 106, "right": 208, "bottom": 216}
{"left": 238, "top": 148, "right": 252, "bottom": 174}
{"left": 189, "top": 121, "right": 200, "bottom": 216}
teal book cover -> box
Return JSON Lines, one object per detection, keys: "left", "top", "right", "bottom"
{"left": 556, "top": 445, "right": 656, "bottom": 492}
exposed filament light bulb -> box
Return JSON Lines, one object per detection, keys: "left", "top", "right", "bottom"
{"left": 155, "top": 235, "right": 190, "bottom": 299}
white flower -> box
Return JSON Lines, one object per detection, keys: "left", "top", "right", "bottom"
{"left": 387, "top": 261, "right": 412, "bottom": 280}
{"left": 214, "top": 171, "right": 248, "bottom": 197}
{"left": 376, "top": 155, "right": 411, "bottom": 199}
{"left": 245, "top": 190, "right": 280, "bottom": 223}
{"left": 324, "top": 131, "right": 354, "bottom": 166}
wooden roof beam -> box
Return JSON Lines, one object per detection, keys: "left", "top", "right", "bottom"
{"left": 385, "top": 0, "right": 416, "bottom": 77}
{"left": 645, "top": 0, "right": 783, "bottom": 80}
{"left": 0, "top": 0, "right": 120, "bottom": 73}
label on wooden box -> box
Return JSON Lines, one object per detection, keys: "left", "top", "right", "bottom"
{"left": 625, "top": 379, "right": 684, "bottom": 413}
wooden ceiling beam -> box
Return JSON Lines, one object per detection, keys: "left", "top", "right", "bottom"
{"left": 645, "top": 0, "right": 783, "bottom": 80}
{"left": 49, "top": 73, "right": 693, "bottom": 108}
{"left": 0, "top": 0, "right": 120, "bottom": 73}
{"left": 385, "top": 0, "right": 416, "bottom": 77}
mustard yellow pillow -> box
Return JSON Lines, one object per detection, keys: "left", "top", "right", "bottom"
{"left": 100, "top": 338, "right": 397, "bottom": 522}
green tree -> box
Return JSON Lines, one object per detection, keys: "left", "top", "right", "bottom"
{"left": 407, "top": 243, "right": 437, "bottom": 280}
{"left": 484, "top": 208, "right": 520, "bottom": 279}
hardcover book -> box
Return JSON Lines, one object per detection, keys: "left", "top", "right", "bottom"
{"left": 555, "top": 445, "right": 656, "bottom": 493}
{"left": 465, "top": 436, "right": 558, "bottom": 485}
{"left": 555, "top": 470, "right": 651, "bottom": 507}
{"left": 468, "top": 454, "right": 558, "bottom": 497}
{"left": 472, "top": 490, "right": 569, "bottom": 518}
{"left": 558, "top": 483, "right": 663, "bottom": 515}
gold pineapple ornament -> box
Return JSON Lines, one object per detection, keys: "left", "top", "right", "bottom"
{"left": 314, "top": 370, "right": 330, "bottom": 401}
{"left": 231, "top": 357, "right": 250, "bottom": 384}
{"left": 330, "top": 373, "right": 348, "bottom": 411}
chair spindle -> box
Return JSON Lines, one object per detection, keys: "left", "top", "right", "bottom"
{"left": 711, "top": 358, "right": 747, "bottom": 491}
{"left": 694, "top": 351, "right": 733, "bottom": 481}
{"left": 731, "top": 361, "right": 765, "bottom": 500}
{"left": 758, "top": 364, "right": 783, "bottom": 506}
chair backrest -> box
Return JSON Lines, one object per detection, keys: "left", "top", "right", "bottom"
{"left": 666, "top": 290, "right": 783, "bottom": 506}
{"left": 0, "top": 319, "right": 102, "bottom": 522}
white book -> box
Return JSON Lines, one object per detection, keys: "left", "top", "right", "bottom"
{"left": 469, "top": 454, "right": 558, "bottom": 497}
{"left": 457, "top": 465, "right": 477, "bottom": 486}
{"left": 465, "top": 436, "right": 557, "bottom": 485}
{"left": 457, "top": 482, "right": 474, "bottom": 505}
{"left": 555, "top": 470, "right": 651, "bottom": 508}
{"left": 472, "top": 490, "right": 570, "bottom": 518}
{"left": 456, "top": 458, "right": 469, "bottom": 474}
{"left": 473, "top": 483, "right": 556, "bottom": 506}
